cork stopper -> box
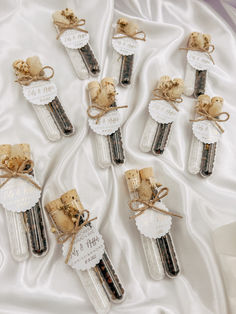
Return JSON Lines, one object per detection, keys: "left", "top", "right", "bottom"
{"left": 88, "top": 81, "right": 100, "bottom": 102}
{"left": 61, "top": 189, "right": 84, "bottom": 212}
{"left": 101, "top": 77, "right": 115, "bottom": 87}
{"left": 26, "top": 56, "right": 43, "bottom": 76}
{"left": 11, "top": 144, "right": 30, "bottom": 159}
{"left": 188, "top": 32, "right": 211, "bottom": 50}
{"left": 158, "top": 76, "right": 184, "bottom": 98}
{"left": 45, "top": 198, "right": 74, "bottom": 233}
{"left": 208, "top": 97, "right": 224, "bottom": 116}
{"left": 157, "top": 75, "right": 172, "bottom": 89}
{"left": 52, "top": 11, "right": 70, "bottom": 25}
{"left": 125, "top": 169, "right": 141, "bottom": 192}
{"left": 139, "top": 167, "right": 154, "bottom": 180}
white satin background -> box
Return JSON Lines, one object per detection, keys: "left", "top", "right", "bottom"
{"left": 0, "top": 0, "right": 235, "bottom": 313}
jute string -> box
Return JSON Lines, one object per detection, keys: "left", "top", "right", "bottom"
{"left": 152, "top": 88, "right": 183, "bottom": 112}
{"left": 15, "top": 66, "right": 54, "bottom": 86}
{"left": 129, "top": 186, "right": 183, "bottom": 219}
{"left": 190, "top": 109, "right": 230, "bottom": 133}
{"left": 179, "top": 44, "right": 215, "bottom": 64}
{"left": 54, "top": 19, "right": 88, "bottom": 39}
{"left": 87, "top": 104, "right": 128, "bottom": 124}
{"left": 56, "top": 208, "right": 97, "bottom": 264}
{"left": 113, "top": 30, "right": 146, "bottom": 41}
{"left": 0, "top": 159, "right": 41, "bottom": 190}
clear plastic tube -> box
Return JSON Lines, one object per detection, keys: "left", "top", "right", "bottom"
{"left": 193, "top": 70, "right": 207, "bottom": 98}
{"left": 95, "top": 134, "right": 112, "bottom": 168}
{"left": 152, "top": 123, "right": 172, "bottom": 155}
{"left": 129, "top": 191, "right": 165, "bottom": 280}
{"left": 78, "top": 43, "right": 100, "bottom": 77}
{"left": 199, "top": 142, "right": 217, "bottom": 177}
{"left": 184, "top": 62, "right": 195, "bottom": 96}
{"left": 188, "top": 133, "right": 203, "bottom": 175}
{"left": 5, "top": 209, "right": 29, "bottom": 262}
{"left": 140, "top": 234, "right": 165, "bottom": 280}
{"left": 119, "top": 55, "right": 134, "bottom": 87}
{"left": 47, "top": 97, "right": 74, "bottom": 137}
{"left": 95, "top": 251, "right": 125, "bottom": 303}
{"left": 76, "top": 268, "right": 111, "bottom": 314}
{"left": 67, "top": 193, "right": 125, "bottom": 304}
{"left": 65, "top": 46, "right": 89, "bottom": 80}
{"left": 140, "top": 116, "right": 158, "bottom": 153}
{"left": 156, "top": 233, "right": 180, "bottom": 278}
{"left": 32, "top": 104, "right": 61, "bottom": 142}
{"left": 24, "top": 202, "right": 48, "bottom": 257}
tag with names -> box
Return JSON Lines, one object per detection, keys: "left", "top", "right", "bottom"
{"left": 192, "top": 120, "right": 221, "bottom": 144}
{"left": 23, "top": 81, "right": 57, "bottom": 106}
{"left": 149, "top": 99, "right": 178, "bottom": 124}
{"left": 63, "top": 224, "right": 105, "bottom": 271}
{"left": 60, "top": 29, "right": 89, "bottom": 49}
{"left": 112, "top": 33, "right": 137, "bottom": 56}
{"left": 187, "top": 50, "right": 213, "bottom": 71}
{"left": 88, "top": 107, "right": 122, "bottom": 135}
{"left": 135, "top": 201, "right": 172, "bottom": 239}
{"left": 0, "top": 174, "right": 41, "bottom": 212}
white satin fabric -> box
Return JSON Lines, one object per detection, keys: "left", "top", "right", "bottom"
{"left": 0, "top": 0, "right": 235, "bottom": 313}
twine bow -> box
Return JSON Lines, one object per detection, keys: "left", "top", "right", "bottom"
{"left": 179, "top": 44, "right": 215, "bottom": 64}
{"left": 87, "top": 104, "right": 128, "bottom": 124}
{"left": 15, "top": 66, "right": 54, "bottom": 86}
{"left": 113, "top": 30, "right": 146, "bottom": 41}
{"left": 57, "top": 208, "right": 97, "bottom": 264}
{"left": 129, "top": 187, "right": 183, "bottom": 219}
{"left": 54, "top": 19, "right": 88, "bottom": 39}
{"left": 190, "top": 109, "right": 230, "bottom": 133}
{"left": 0, "top": 159, "right": 41, "bottom": 190}
{"left": 152, "top": 88, "right": 183, "bottom": 112}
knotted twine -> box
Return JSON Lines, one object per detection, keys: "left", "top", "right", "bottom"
{"left": 56, "top": 207, "right": 97, "bottom": 264}
{"left": 113, "top": 29, "right": 146, "bottom": 41}
{"left": 87, "top": 103, "right": 128, "bottom": 124}
{"left": 129, "top": 186, "right": 182, "bottom": 219}
{"left": 54, "top": 19, "right": 88, "bottom": 39}
{"left": 0, "top": 159, "right": 41, "bottom": 190}
{"left": 190, "top": 108, "right": 230, "bottom": 133}
{"left": 15, "top": 66, "right": 54, "bottom": 86}
{"left": 152, "top": 87, "right": 183, "bottom": 112}
{"left": 179, "top": 44, "right": 215, "bottom": 64}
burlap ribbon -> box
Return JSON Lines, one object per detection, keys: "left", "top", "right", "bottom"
{"left": 0, "top": 159, "right": 41, "bottom": 190}
{"left": 179, "top": 44, "right": 215, "bottom": 64}
{"left": 152, "top": 88, "right": 183, "bottom": 112}
{"left": 87, "top": 104, "right": 128, "bottom": 124}
{"left": 129, "top": 187, "right": 183, "bottom": 219}
{"left": 113, "top": 30, "right": 146, "bottom": 41}
{"left": 15, "top": 66, "right": 54, "bottom": 86}
{"left": 56, "top": 208, "right": 97, "bottom": 264}
{"left": 190, "top": 109, "right": 230, "bottom": 133}
{"left": 54, "top": 19, "right": 88, "bottom": 39}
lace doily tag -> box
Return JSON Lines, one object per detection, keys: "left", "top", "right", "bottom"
{"left": 88, "top": 108, "right": 122, "bottom": 135}
{"left": 149, "top": 100, "right": 178, "bottom": 124}
{"left": 60, "top": 29, "right": 89, "bottom": 49}
{"left": 192, "top": 120, "right": 221, "bottom": 143}
{"left": 135, "top": 201, "right": 172, "bottom": 239}
{"left": 187, "top": 50, "right": 213, "bottom": 71}
{"left": 0, "top": 174, "right": 41, "bottom": 212}
{"left": 62, "top": 224, "right": 105, "bottom": 271}
{"left": 112, "top": 33, "right": 137, "bottom": 56}
{"left": 23, "top": 81, "right": 57, "bottom": 106}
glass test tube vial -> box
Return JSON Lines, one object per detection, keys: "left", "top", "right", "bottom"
{"left": 60, "top": 190, "right": 125, "bottom": 303}
{"left": 125, "top": 169, "right": 165, "bottom": 280}
{"left": 16, "top": 144, "right": 48, "bottom": 257}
